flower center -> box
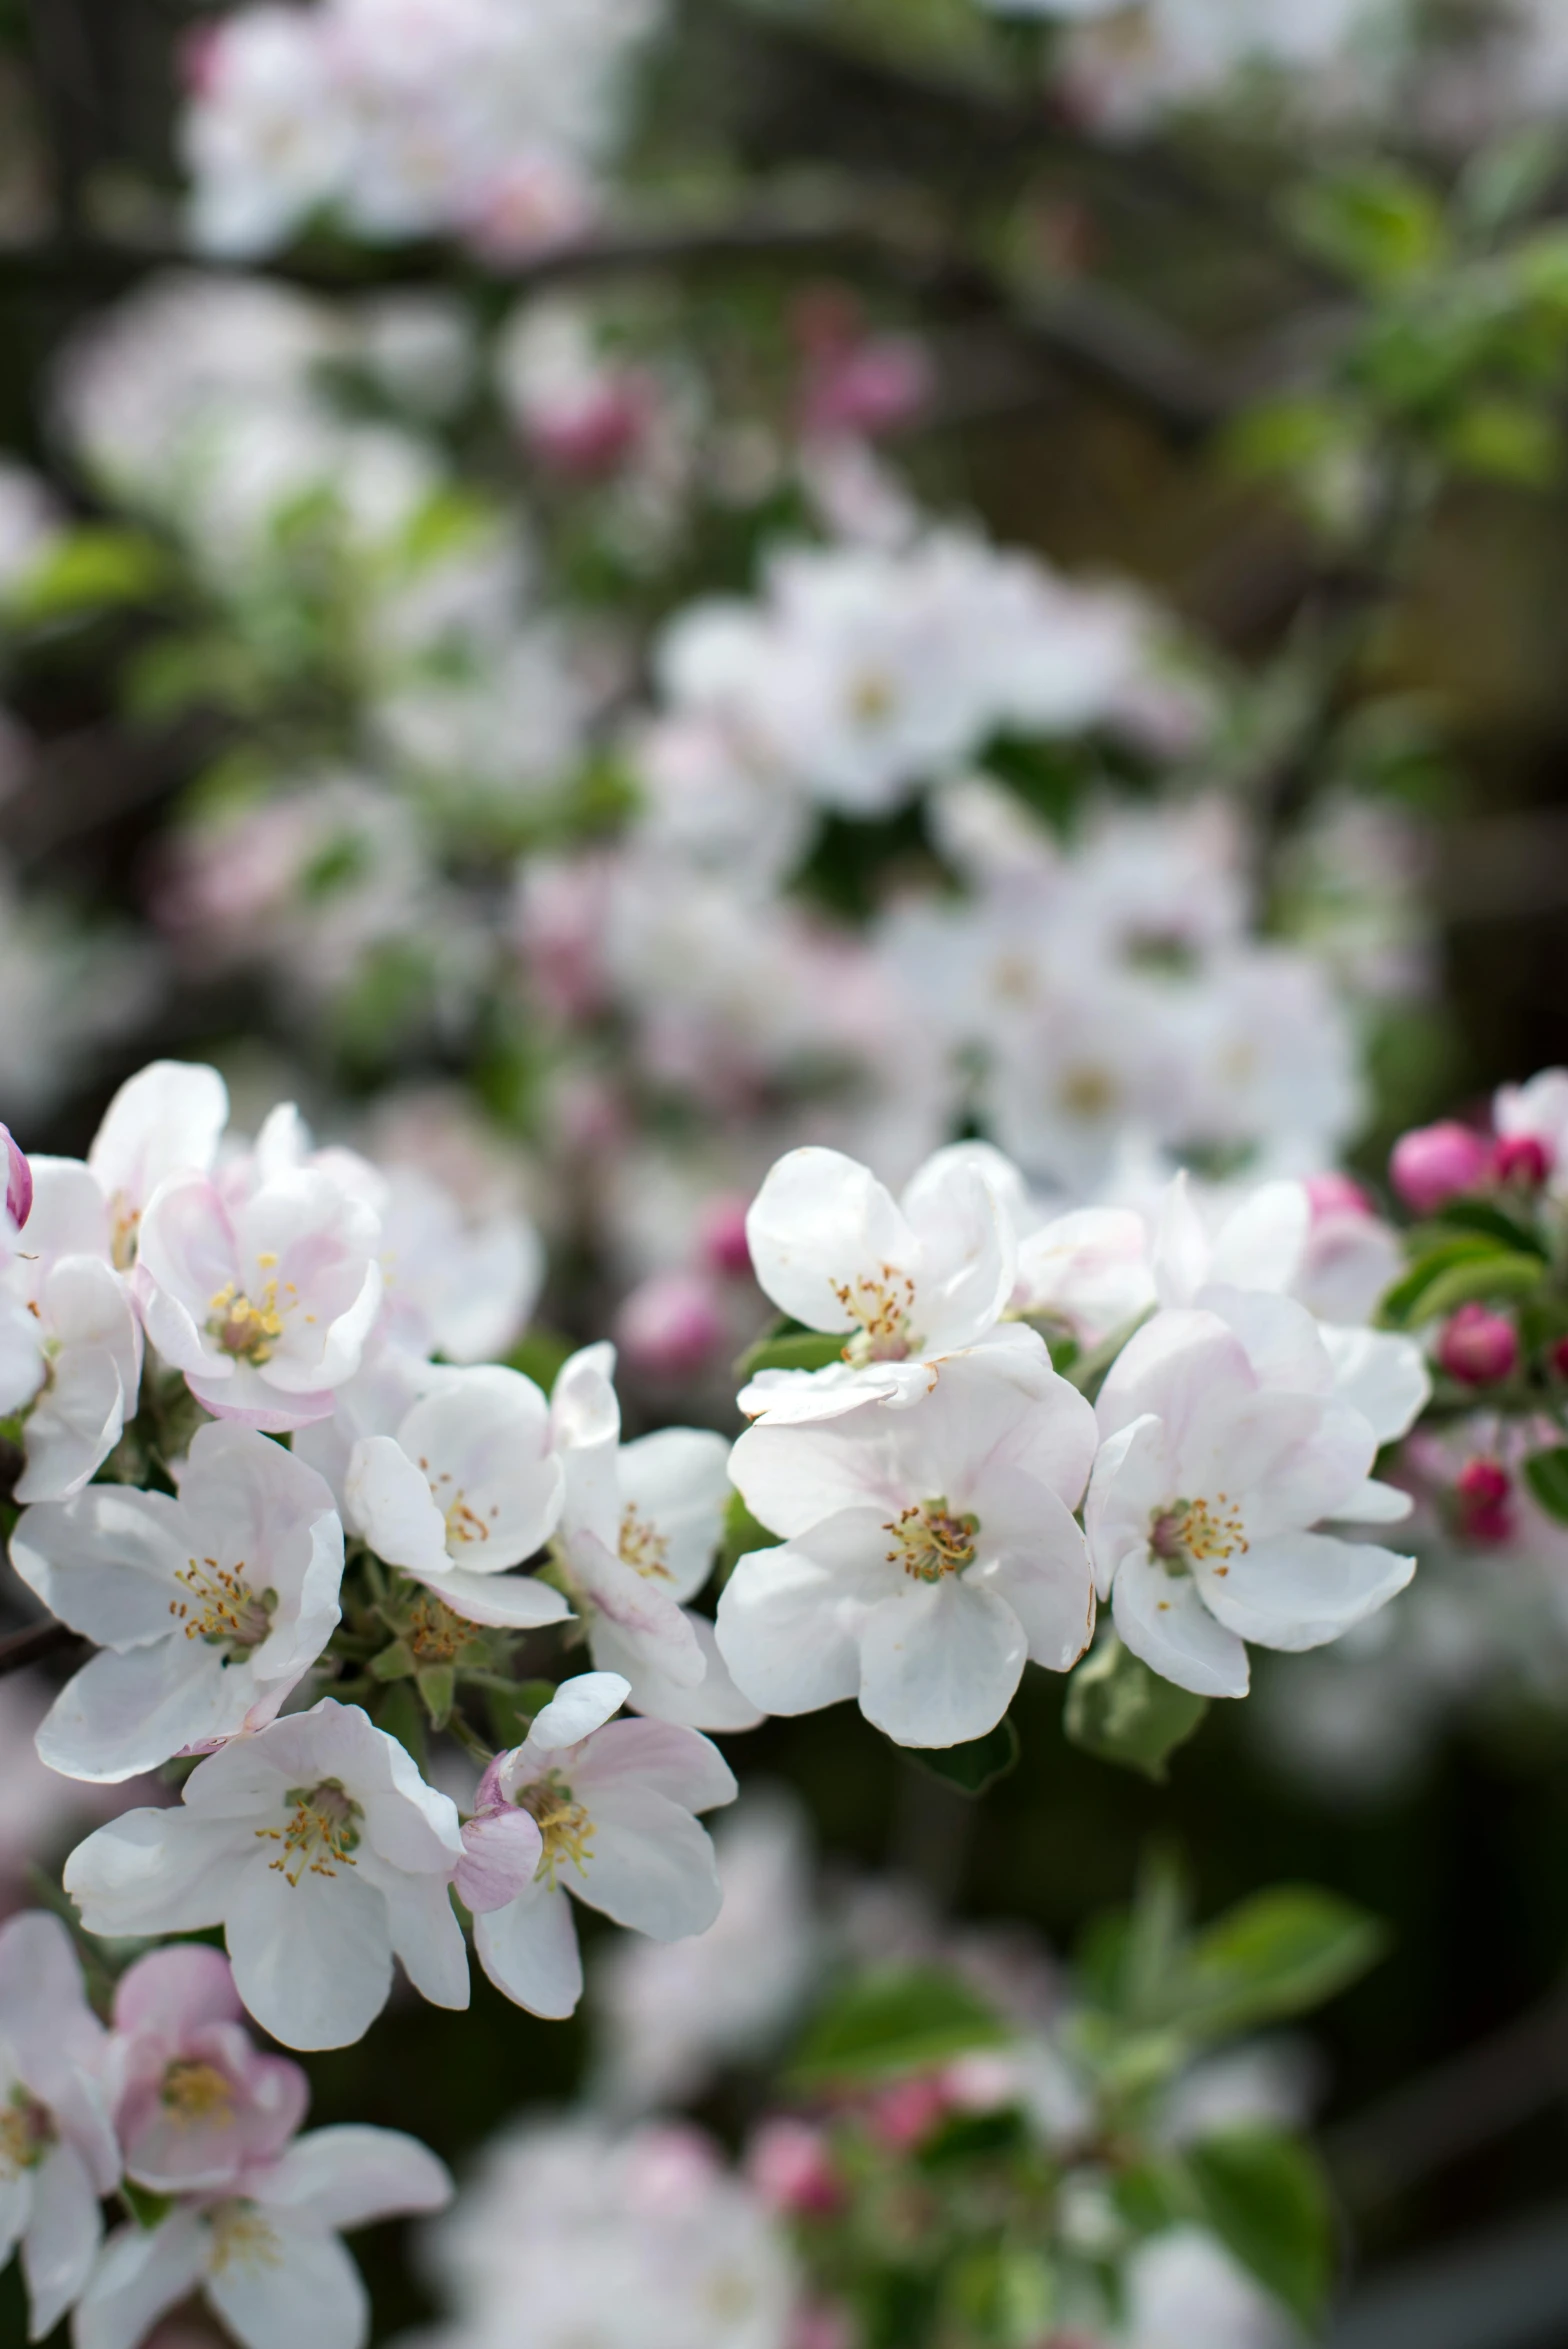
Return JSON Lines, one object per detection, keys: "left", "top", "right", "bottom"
{"left": 1150, "top": 1494, "right": 1249, "bottom": 1575}
{"left": 109, "top": 1192, "right": 140, "bottom": 1272}
{"left": 207, "top": 1256, "right": 292, "bottom": 1363}
{"left": 0, "top": 2087, "right": 53, "bottom": 2179}
{"left": 162, "top": 2059, "right": 237, "bottom": 2127}
{"left": 1058, "top": 1065, "right": 1118, "bottom": 1120}
{"left": 518, "top": 1771, "right": 595, "bottom": 1887}
{"left": 406, "top": 1592, "right": 468, "bottom": 1662}
{"left": 256, "top": 1778, "right": 364, "bottom": 1886}
{"left": 849, "top": 670, "right": 896, "bottom": 727}
{"left": 618, "top": 1502, "right": 671, "bottom": 1579}
{"left": 418, "top": 1456, "right": 501, "bottom": 1552}
{"left": 883, "top": 1497, "right": 980, "bottom": 1583}
{"left": 836, "top": 1264, "right": 917, "bottom": 1364}
{"left": 170, "top": 1556, "right": 276, "bottom": 1657}
{"left": 208, "top": 2202, "right": 283, "bottom": 2276}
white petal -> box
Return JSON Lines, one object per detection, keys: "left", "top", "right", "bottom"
{"left": 393, "top": 1367, "right": 563, "bottom": 1570}
{"left": 475, "top": 1881, "right": 583, "bottom": 2018}
{"left": 715, "top": 1543, "right": 862, "bottom": 1717}
{"left": 405, "top": 1564, "right": 571, "bottom": 1630}
{"left": 255, "top": 2126, "right": 452, "bottom": 2229}
{"left": 856, "top": 1578, "right": 1026, "bottom": 1748}
{"left": 527, "top": 1672, "right": 630, "bottom": 1751}
{"left": 21, "top": 2141, "right": 101, "bottom": 2339}
{"left": 570, "top": 1717, "right": 737, "bottom": 1814}
{"left": 88, "top": 1060, "right": 228, "bottom": 1210}
{"left": 225, "top": 1860, "right": 393, "bottom": 2051}
{"left": 575, "top": 1786, "right": 724, "bottom": 1942}
{"left": 549, "top": 1341, "right": 620, "bottom": 1453}
{"left": 206, "top": 2215, "right": 367, "bottom": 2349}
{"left": 596, "top": 1610, "right": 766, "bottom": 1733}
{"left": 1111, "top": 1554, "right": 1249, "bottom": 1699}
{"left": 898, "top": 1151, "right": 1016, "bottom": 1352}
{"left": 37, "top": 1640, "right": 239, "bottom": 1784}
{"left": 979, "top": 1470, "right": 1097, "bottom": 1672}
{"left": 1320, "top": 1322, "right": 1431, "bottom": 1446}
{"left": 1324, "top": 1478, "right": 1413, "bottom": 1525}
{"left": 616, "top": 1428, "right": 730, "bottom": 1602}
{"left": 1207, "top": 1181, "right": 1309, "bottom": 1297}
{"left": 346, "top": 1435, "right": 450, "bottom": 1576}
{"left": 745, "top": 1146, "right": 912, "bottom": 1332}
{"left": 9, "top": 1484, "right": 186, "bottom": 1647}
{"left": 16, "top": 1342, "right": 126, "bottom": 1506}
{"left": 1083, "top": 1413, "right": 1170, "bottom": 1602}
{"left": 1195, "top": 1531, "right": 1415, "bottom": 1654}
{"left": 64, "top": 1809, "right": 247, "bottom": 1938}
{"left": 72, "top": 2215, "right": 206, "bottom": 2349}
{"left": 369, "top": 1867, "right": 469, "bottom": 2013}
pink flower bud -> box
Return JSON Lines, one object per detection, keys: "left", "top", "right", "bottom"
{"left": 866, "top": 2075, "right": 950, "bottom": 2152}
{"left": 1304, "top": 1172, "right": 1373, "bottom": 1224}
{"left": 0, "top": 1127, "right": 31, "bottom": 1231}
{"left": 1390, "top": 1121, "right": 1489, "bottom": 1216}
{"left": 803, "top": 339, "right": 932, "bottom": 440}
{"left": 1437, "top": 1303, "right": 1519, "bottom": 1387}
{"left": 789, "top": 2307, "right": 858, "bottom": 2349}
{"left": 1456, "top": 1456, "right": 1514, "bottom": 1545}
{"left": 1552, "top": 1336, "right": 1568, "bottom": 1380}
{"left": 1492, "top": 1133, "right": 1551, "bottom": 1189}
{"left": 527, "top": 383, "right": 653, "bottom": 480}
{"left": 614, "top": 1270, "right": 725, "bottom": 1379}
{"left": 699, "top": 1193, "right": 754, "bottom": 1280}
{"left": 748, "top": 2118, "right": 842, "bottom": 2217}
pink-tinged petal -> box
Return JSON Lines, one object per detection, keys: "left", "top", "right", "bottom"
{"left": 64, "top": 1809, "right": 248, "bottom": 1940}
{"left": 253, "top": 2125, "right": 452, "bottom": 2228}
{"left": 186, "top": 1370, "right": 338, "bottom": 1432}
{"left": 475, "top": 1879, "right": 583, "bottom": 2018}
{"left": 88, "top": 1061, "right": 228, "bottom": 1216}
{"left": 746, "top": 1147, "right": 913, "bottom": 1333}
{"left": 856, "top": 1579, "right": 1025, "bottom": 1749}
{"left": 21, "top": 2139, "right": 102, "bottom": 2338}
{"left": 0, "top": 1128, "right": 32, "bottom": 1231}
{"left": 593, "top": 1609, "right": 766, "bottom": 1733}
{"left": 37, "top": 1640, "right": 240, "bottom": 1785}
{"left": 347, "top": 1434, "right": 450, "bottom": 1575}
{"left": 455, "top": 1808, "right": 544, "bottom": 1914}
{"left": 137, "top": 1171, "right": 241, "bottom": 1361}
{"left": 1084, "top": 1413, "right": 1169, "bottom": 1601}
{"left": 112, "top": 1939, "right": 241, "bottom": 2035}
{"left": 570, "top": 1717, "right": 737, "bottom": 1814}
{"left": 565, "top": 1530, "right": 706, "bottom": 1687}
{"left": 1111, "top": 1555, "right": 1249, "bottom": 1699}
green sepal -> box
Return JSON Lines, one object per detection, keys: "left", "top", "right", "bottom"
{"left": 370, "top": 1639, "right": 417, "bottom": 1683}
{"left": 416, "top": 1665, "right": 455, "bottom": 1729}
{"left": 1064, "top": 1639, "right": 1208, "bottom": 1782}
{"left": 908, "top": 1713, "right": 1021, "bottom": 1798}
{"left": 121, "top": 2181, "right": 175, "bottom": 2231}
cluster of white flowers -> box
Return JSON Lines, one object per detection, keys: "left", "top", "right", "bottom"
{"left": 0, "top": 1913, "right": 449, "bottom": 2347}
{"left": 182, "top": 0, "right": 661, "bottom": 260}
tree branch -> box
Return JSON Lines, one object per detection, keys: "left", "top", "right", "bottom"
{"left": 0, "top": 1620, "right": 82, "bottom": 1679}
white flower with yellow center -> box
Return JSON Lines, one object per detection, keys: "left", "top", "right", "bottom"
{"left": 345, "top": 1361, "right": 572, "bottom": 1630}
{"left": 84, "top": 1057, "right": 230, "bottom": 1272}
{"left": 74, "top": 2122, "right": 450, "bottom": 2349}
{"left": 64, "top": 1699, "right": 468, "bottom": 2051}
{"left": 719, "top": 1348, "right": 1099, "bottom": 1748}
{"left": 1085, "top": 1300, "right": 1417, "bottom": 1700}
{"left": 12, "top": 1419, "right": 344, "bottom": 1783}
{"left": 135, "top": 1154, "right": 383, "bottom": 1433}
{"left": 549, "top": 1343, "right": 760, "bottom": 1730}
{"left": 0, "top": 1913, "right": 120, "bottom": 2343}
{"left": 739, "top": 1145, "right": 1022, "bottom": 1427}
{"left": 462, "top": 1672, "right": 736, "bottom": 2021}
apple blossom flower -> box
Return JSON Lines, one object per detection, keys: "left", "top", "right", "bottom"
{"left": 0, "top": 1157, "right": 144, "bottom": 1505}
{"left": 420, "top": 2115, "right": 795, "bottom": 2349}
{"left": 720, "top": 1348, "right": 1099, "bottom": 1747}
{"left": 467, "top": 1672, "right": 736, "bottom": 2020}
{"left": 11, "top": 1420, "right": 344, "bottom": 1783}
{"left": 374, "top": 1164, "right": 543, "bottom": 1365}
{"left": 0, "top": 1912, "right": 120, "bottom": 2341}
{"left": 135, "top": 1155, "right": 383, "bottom": 1432}
{"left": 1085, "top": 1303, "right": 1417, "bottom": 1699}
{"left": 75, "top": 2123, "right": 451, "bottom": 2349}
{"left": 0, "top": 1126, "right": 31, "bottom": 1233}
{"left": 345, "top": 1363, "right": 570, "bottom": 1630}
{"left": 1492, "top": 1133, "right": 1551, "bottom": 1189}
{"left": 85, "top": 1059, "right": 230, "bottom": 1270}
{"left": 106, "top": 1943, "right": 307, "bottom": 2194}
{"left": 548, "top": 1344, "right": 761, "bottom": 1728}
{"left": 739, "top": 1144, "right": 1019, "bottom": 1425}
{"left": 64, "top": 1698, "right": 468, "bottom": 2050}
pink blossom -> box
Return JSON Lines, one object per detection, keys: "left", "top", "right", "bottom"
{"left": 1455, "top": 1456, "right": 1514, "bottom": 1545}
{"left": 747, "top": 2117, "right": 842, "bottom": 2217}
{"left": 614, "top": 1268, "right": 726, "bottom": 1378}
{"left": 1304, "top": 1171, "right": 1373, "bottom": 1222}
{"left": 698, "top": 1191, "right": 754, "bottom": 1279}
{"left": 803, "top": 337, "right": 932, "bottom": 440}
{"left": 109, "top": 1942, "right": 308, "bottom": 2193}
{"left": 1492, "top": 1133, "right": 1551, "bottom": 1189}
{"left": 1437, "top": 1303, "right": 1519, "bottom": 1387}
{"left": 865, "top": 2074, "right": 951, "bottom": 2151}
{"left": 1389, "top": 1120, "right": 1489, "bottom": 1215}
{"left": 0, "top": 1124, "right": 30, "bottom": 1230}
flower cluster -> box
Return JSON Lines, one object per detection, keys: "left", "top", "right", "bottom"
{"left": 0, "top": 1913, "right": 449, "bottom": 2347}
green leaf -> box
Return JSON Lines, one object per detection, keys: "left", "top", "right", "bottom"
{"left": 1413, "top": 1250, "right": 1543, "bottom": 1324}
{"left": 1444, "top": 396, "right": 1560, "bottom": 488}
{"left": 1287, "top": 166, "right": 1446, "bottom": 290}
{"left": 1064, "top": 1639, "right": 1208, "bottom": 1782}
{"left": 1459, "top": 125, "right": 1563, "bottom": 235}
{"left": 1429, "top": 1198, "right": 1548, "bottom": 1257}
{"left": 790, "top": 1965, "right": 1010, "bottom": 2089}
{"left": 1525, "top": 1447, "right": 1568, "bottom": 1524}
{"left": 121, "top": 2180, "right": 176, "bottom": 2231}
{"left": 734, "top": 1323, "right": 845, "bottom": 1381}
{"left": 506, "top": 1324, "right": 575, "bottom": 1394}
{"left": 1379, "top": 1236, "right": 1541, "bottom": 1327}
{"left": 1183, "top": 2129, "right": 1336, "bottom": 2326}
{"left": 1178, "top": 1887, "right": 1387, "bottom": 2041}
{"left": 9, "top": 527, "right": 169, "bottom": 621}
{"left": 909, "top": 1714, "right": 1020, "bottom": 1798}
{"left": 369, "top": 1639, "right": 416, "bottom": 1682}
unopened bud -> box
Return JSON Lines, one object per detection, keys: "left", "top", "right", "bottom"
{"left": 1437, "top": 1304, "right": 1519, "bottom": 1387}
{"left": 747, "top": 2118, "right": 841, "bottom": 2217}
{"left": 1492, "top": 1133, "right": 1551, "bottom": 1190}
{"left": 0, "top": 1127, "right": 31, "bottom": 1231}
{"left": 614, "top": 1270, "right": 725, "bottom": 1379}
{"left": 698, "top": 1194, "right": 753, "bottom": 1280}
{"left": 1304, "top": 1172, "right": 1374, "bottom": 1223}
{"left": 1456, "top": 1457, "right": 1514, "bottom": 1545}
{"left": 1390, "top": 1121, "right": 1489, "bottom": 1216}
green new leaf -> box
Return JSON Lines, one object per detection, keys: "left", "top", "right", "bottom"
{"left": 1414, "top": 1250, "right": 1543, "bottom": 1323}
{"left": 1380, "top": 1236, "right": 1542, "bottom": 1327}
{"left": 1064, "top": 1638, "right": 1208, "bottom": 1782}
{"left": 734, "top": 1323, "right": 845, "bottom": 1381}
{"left": 10, "top": 527, "right": 169, "bottom": 621}
{"left": 1287, "top": 166, "right": 1446, "bottom": 291}
{"left": 1183, "top": 2129, "right": 1336, "bottom": 2327}
{"left": 1429, "top": 1198, "right": 1548, "bottom": 1257}
{"left": 1178, "top": 1887, "right": 1387, "bottom": 2041}
{"left": 909, "top": 1714, "right": 1020, "bottom": 1798}
{"left": 1525, "top": 1447, "right": 1568, "bottom": 1525}
{"left": 790, "top": 1965, "right": 1010, "bottom": 2089}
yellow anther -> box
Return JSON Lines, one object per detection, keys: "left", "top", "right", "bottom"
{"left": 883, "top": 1496, "right": 980, "bottom": 1584}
